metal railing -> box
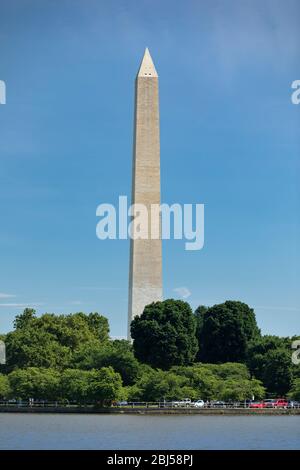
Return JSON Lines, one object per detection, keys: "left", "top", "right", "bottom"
{"left": 113, "top": 401, "right": 299, "bottom": 409}
{"left": 0, "top": 400, "right": 298, "bottom": 409}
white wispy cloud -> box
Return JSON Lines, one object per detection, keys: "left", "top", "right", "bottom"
{"left": 0, "top": 303, "right": 44, "bottom": 308}
{"left": 173, "top": 287, "right": 191, "bottom": 299}
{"left": 0, "top": 293, "right": 16, "bottom": 299}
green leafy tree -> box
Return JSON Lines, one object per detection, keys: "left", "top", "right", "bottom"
{"left": 73, "top": 340, "right": 140, "bottom": 386}
{"left": 194, "top": 306, "right": 208, "bottom": 361}
{"left": 5, "top": 310, "right": 109, "bottom": 371}
{"left": 171, "top": 363, "right": 259, "bottom": 401}
{"left": 5, "top": 328, "right": 72, "bottom": 371}
{"left": 128, "top": 362, "right": 264, "bottom": 402}
{"left": 247, "top": 336, "right": 294, "bottom": 396}
{"left": 14, "top": 308, "right": 36, "bottom": 329}
{"left": 203, "top": 362, "right": 251, "bottom": 381}
{"left": 288, "top": 379, "right": 300, "bottom": 401}
{"left": 94, "top": 349, "right": 140, "bottom": 386}
{"left": 9, "top": 368, "right": 60, "bottom": 400}
{"left": 172, "top": 365, "right": 220, "bottom": 400}
{"left": 197, "top": 301, "right": 260, "bottom": 363}
{"left": 217, "top": 378, "right": 265, "bottom": 401}
{"left": 86, "top": 312, "right": 110, "bottom": 342}
{"left": 128, "top": 368, "right": 195, "bottom": 401}
{"left": 131, "top": 299, "right": 198, "bottom": 369}
{"left": 60, "top": 367, "right": 124, "bottom": 406}
{"left": 60, "top": 369, "right": 91, "bottom": 403}
{"left": 0, "top": 374, "right": 11, "bottom": 399}
{"left": 247, "top": 335, "right": 290, "bottom": 367}
{"left": 259, "top": 349, "right": 293, "bottom": 396}
{"left": 87, "top": 367, "right": 124, "bottom": 406}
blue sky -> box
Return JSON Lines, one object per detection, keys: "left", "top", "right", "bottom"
{"left": 0, "top": 0, "right": 299, "bottom": 338}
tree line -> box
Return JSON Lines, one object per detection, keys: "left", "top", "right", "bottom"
{"left": 0, "top": 300, "right": 299, "bottom": 404}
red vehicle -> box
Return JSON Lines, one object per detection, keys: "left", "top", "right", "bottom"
{"left": 250, "top": 399, "right": 288, "bottom": 409}
{"left": 273, "top": 399, "right": 288, "bottom": 408}
{"left": 262, "top": 399, "right": 288, "bottom": 408}
{"left": 249, "top": 401, "right": 265, "bottom": 409}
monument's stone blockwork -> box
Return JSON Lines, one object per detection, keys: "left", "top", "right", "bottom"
{"left": 128, "top": 49, "right": 162, "bottom": 339}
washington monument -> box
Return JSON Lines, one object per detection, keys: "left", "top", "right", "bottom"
{"left": 127, "top": 48, "right": 163, "bottom": 339}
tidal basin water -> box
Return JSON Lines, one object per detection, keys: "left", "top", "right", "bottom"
{"left": 0, "top": 414, "right": 299, "bottom": 450}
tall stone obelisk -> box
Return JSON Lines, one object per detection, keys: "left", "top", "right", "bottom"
{"left": 128, "top": 48, "right": 162, "bottom": 339}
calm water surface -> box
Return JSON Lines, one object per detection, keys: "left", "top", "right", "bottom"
{"left": 0, "top": 413, "right": 299, "bottom": 450}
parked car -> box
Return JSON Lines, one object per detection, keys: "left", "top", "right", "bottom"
{"left": 115, "top": 401, "right": 128, "bottom": 406}
{"left": 249, "top": 401, "right": 265, "bottom": 409}
{"left": 273, "top": 399, "right": 288, "bottom": 408}
{"left": 212, "top": 401, "right": 226, "bottom": 408}
{"left": 263, "top": 399, "right": 276, "bottom": 408}
{"left": 172, "top": 398, "right": 192, "bottom": 407}
{"left": 193, "top": 400, "right": 205, "bottom": 408}
{"left": 261, "top": 399, "right": 288, "bottom": 408}
{"left": 288, "top": 401, "right": 300, "bottom": 409}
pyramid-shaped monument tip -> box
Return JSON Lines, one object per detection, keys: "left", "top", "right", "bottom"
{"left": 137, "top": 48, "right": 158, "bottom": 78}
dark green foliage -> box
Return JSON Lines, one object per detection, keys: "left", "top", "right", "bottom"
{"left": 0, "top": 373, "right": 11, "bottom": 398}
{"left": 288, "top": 379, "right": 300, "bottom": 401}
{"left": 194, "top": 305, "right": 208, "bottom": 361}
{"left": 247, "top": 336, "right": 294, "bottom": 396}
{"left": 131, "top": 299, "right": 198, "bottom": 369}
{"left": 73, "top": 339, "right": 141, "bottom": 385}
{"left": 0, "top": 304, "right": 297, "bottom": 402}
{"left": 197, "top": 301, "right": 260, "bottom": 363}
{"left": 260, "top": 349, "right": 293, "bottom": 396}
{"left": 14, "top": 308, "right": 36, "bottom": 329}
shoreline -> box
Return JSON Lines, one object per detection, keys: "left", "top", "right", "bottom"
{"left": 1, "top": 407, "right": 299, "bottom": 415}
